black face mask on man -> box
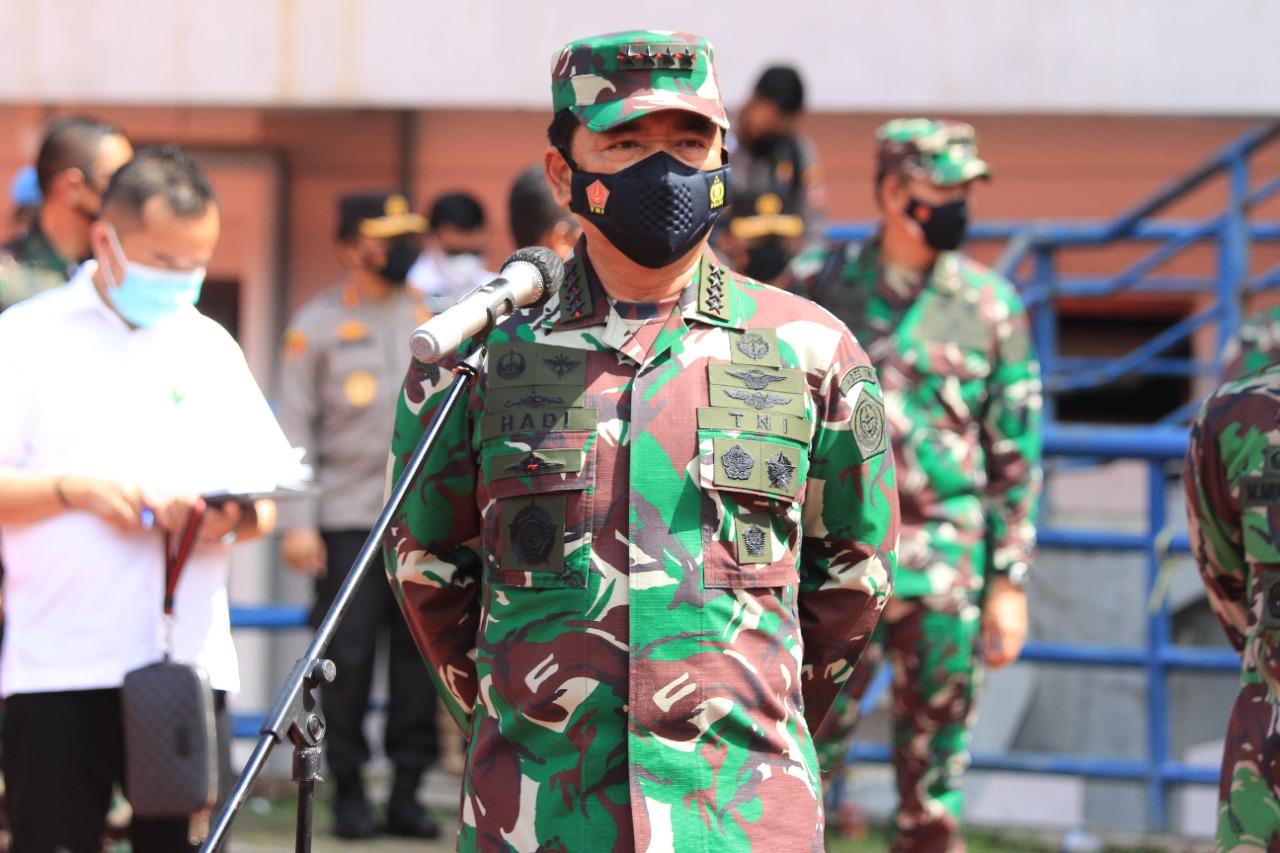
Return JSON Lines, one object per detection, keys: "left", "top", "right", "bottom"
{"left": 372, "top": 239, "right": 420, "bottom": 284}
{"left": 905, "top": 197, "right": 969, "bottom": 252}
{"left": 563, "top": 149, "right": 731, "bottom": 270}
{"left": 743, "top": 238, "right": 792, "bottom": 283}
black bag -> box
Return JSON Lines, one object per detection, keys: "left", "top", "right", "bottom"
{"left": 122, "top": 660, "right": 218, "bottom": 816}
{"left": 120, "top": 499, "right": 220, "bottom": 818}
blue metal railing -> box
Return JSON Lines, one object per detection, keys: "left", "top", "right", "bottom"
{"left": 844, "top": 423, "right": 1219, "bottom": 830}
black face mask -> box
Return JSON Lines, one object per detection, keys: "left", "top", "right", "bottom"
{"left": 905, "top": 197, "right": 969, "bottom": 252}
{"left": 747, "top": 134, "right": 783, "bottom": 159}
{"left": 564, "top": 149, "right": 731, "bottom": 270}
{"left": 743, "top": 239, "right": 791, "bottom": 283}
{"left": 373, "top": 240, "right": 420, "bottom": 284}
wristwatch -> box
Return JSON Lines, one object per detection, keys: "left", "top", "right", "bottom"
{"left": 1000, "top": 561, "right": 1031, "bottom": 589}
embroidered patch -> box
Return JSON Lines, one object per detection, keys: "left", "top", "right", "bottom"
{"left": 1241, "top": 477, "right": 1280, "bottom": 506}
{"left": 767, "top": 451, "right": 796, "bottom": 490}
{"left": 725, "top": 368, "right": 788, "bottom": 390}
{"left": 839, "top": 365, "right": 878, "bottom": 397}
{"left": 723, "top": 389, "right": 793, "bottom": 411}
{"left": 721, "top": 444, "right": 755, "bottom": 481}
{"left": 543, "top": 353, "right": 581, "bottom": 379}
{"left": 852, "top": 389, "right": 887, "bottom": 459}
{"left": 497, "top": 349, "right": 527, "bottom": 380}
{"left": 736, "top": 512, "right": 774, "bottom": 565}
{"left": 508, "top": 504, "right": 558, "bottom": 565}
{"left": 505, "top": 452, "right": 566, "bottom": 476}
{"left": 737, "top": 332, "right": 772, "bottom": 360}
{"left": 504, "top": 390, "right": 566, "bottom": 408}
{"left": 730, "top": 328, "right": 780, "bottom": 367}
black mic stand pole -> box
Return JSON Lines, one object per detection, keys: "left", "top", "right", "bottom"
{"left": 201, "top": 345, "right": 487, "bottom": 853}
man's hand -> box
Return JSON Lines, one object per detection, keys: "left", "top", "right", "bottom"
{"left": 198, "top": 500, "right": 244, "bottom": 546}
{"left": 981, "top": 576, "right": 1028, "bottom": 669}
{"left": 282, "top": 528, "right": 327, "bottom": 576}
{"left": 59, "top": 474, "right": 166, "bottom": 533}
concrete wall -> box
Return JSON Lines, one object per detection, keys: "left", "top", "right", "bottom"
{"left": 1, "top": 1, "right": 1277, "bottom": 116}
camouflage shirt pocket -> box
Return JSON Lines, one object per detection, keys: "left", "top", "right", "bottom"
{"left": 479, "top": 429, "right": 596, "bottom": 589}
{"left": 697, "top": 426, "right": 809, "bottom": 590}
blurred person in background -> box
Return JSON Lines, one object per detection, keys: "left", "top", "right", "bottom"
{"left": 407, "top": 190, "right": 495, "bottom": 313}
{"left": 0, "top": 116, "right": 132, "bottom": 312}
{"left": 276, "top": 191, "right": 441, "bottom": 840}
{"left": 718, "top": 65, "right": 826, "bottom": 283}
{"left": 787, "top": 118, "right": 1043, "bottom": 853}
{"left": 507, "top": 163, "right": 581, "bottom": 258}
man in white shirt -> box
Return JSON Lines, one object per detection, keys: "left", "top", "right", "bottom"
{"left": 0, "top": 145, "right": 299, "bottom": 853}
{"left": 406, "top": 191, "right": 495, "bottom": 313}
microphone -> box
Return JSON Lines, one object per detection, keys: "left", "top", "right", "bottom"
{"left": 410, "top": 246, "right": 566, "bottom": 363}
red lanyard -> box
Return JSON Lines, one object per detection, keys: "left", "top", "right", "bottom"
{"left": 163, "top": 497, "right": 207, "bottom": 617}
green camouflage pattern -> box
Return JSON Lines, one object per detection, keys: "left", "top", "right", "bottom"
{"left": 787, "top": 237, "right": 1041, "bottom": 851}
{"left": 551, "top": 30, "right": 729, "bottom": 132}
{"left": 789, "top": 238, "right": 1042, "bottom": 604}
{"left": 1223, "top": 305, "right": 1280, "bottom": 382}
{"left": 0, "top": 223, "right": 78, "bottom": 312}
{"left": 385, "top": 244, "right": 898, "bottom": 851}
{"left": 816, "top": 601, "right": 982, "bottom": 852}
{"left": 1186, "top": 365, "right": 1280, "bottom": 850}
{"left": 876, "top": 119, "right": 991, "bottom": 187}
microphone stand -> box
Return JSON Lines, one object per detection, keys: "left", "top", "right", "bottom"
{"left": 200, "top": 345, "right": 486, "bottom": 853}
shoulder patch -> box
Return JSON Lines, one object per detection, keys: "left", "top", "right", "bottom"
{"left": 852, "top": 389, "right": 887, "bottom": 459}
{"left": 839, "top": 365, "right": 878, "bottom": 397}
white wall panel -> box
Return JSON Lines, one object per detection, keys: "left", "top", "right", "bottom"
{"left": 0, "top": 0, "right": 1275, "bottom": 114}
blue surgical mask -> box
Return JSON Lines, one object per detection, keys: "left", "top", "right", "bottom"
{"left": 101, "top": 226, "right": 206, "bottom": 328}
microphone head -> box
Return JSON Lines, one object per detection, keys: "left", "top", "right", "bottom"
{"left": 505, "top": 246, "right": 566, "bottom": 302}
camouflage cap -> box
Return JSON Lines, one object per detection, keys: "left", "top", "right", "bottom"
{"left": 876, "top": 118, "right": 992, "bottom": 186}
{"left": 550, "top": 30, "right": 729, "bottom": 133}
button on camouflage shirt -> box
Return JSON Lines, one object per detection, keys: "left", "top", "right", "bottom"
{"left": 791, "top": 238, "right": 1042, "bottom": 607}
{"left": 385, "top": 246, "right": 898, "bottom": 852}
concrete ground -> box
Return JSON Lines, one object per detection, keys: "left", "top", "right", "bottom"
{"left": 217, "top": 768, "right": 461, "bottom": 853}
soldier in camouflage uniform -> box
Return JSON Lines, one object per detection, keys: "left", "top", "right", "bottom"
{"left": 384, "top": 30, "right": 899, "bottom": 852}
{"left": 1222, "top": 306, "right": 1280, "bottom": 381}
{"left": 0, "top": 116, "right": 132, "bottom": 312}
{"left": 1185, "top": 365, "right": 1280, "bottom": 851}
{"left": 787, "top": 119, "right": 1043, "bottom": 853}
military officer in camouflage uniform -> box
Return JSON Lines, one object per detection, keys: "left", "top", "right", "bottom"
{"left": 1186, "top": 365, "right": 1280, "bottom": 851}
{"left": 277, "top": 192, "right": 441, "bottom": 839}
{"left": 384, "top": 30, "right": 899, "bottom": 852}
{"left": 0, "top": 116, "right": 132, "bottom": 312}
{"left": 787, "top": 119, "right": 1043, "bottom": 853}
